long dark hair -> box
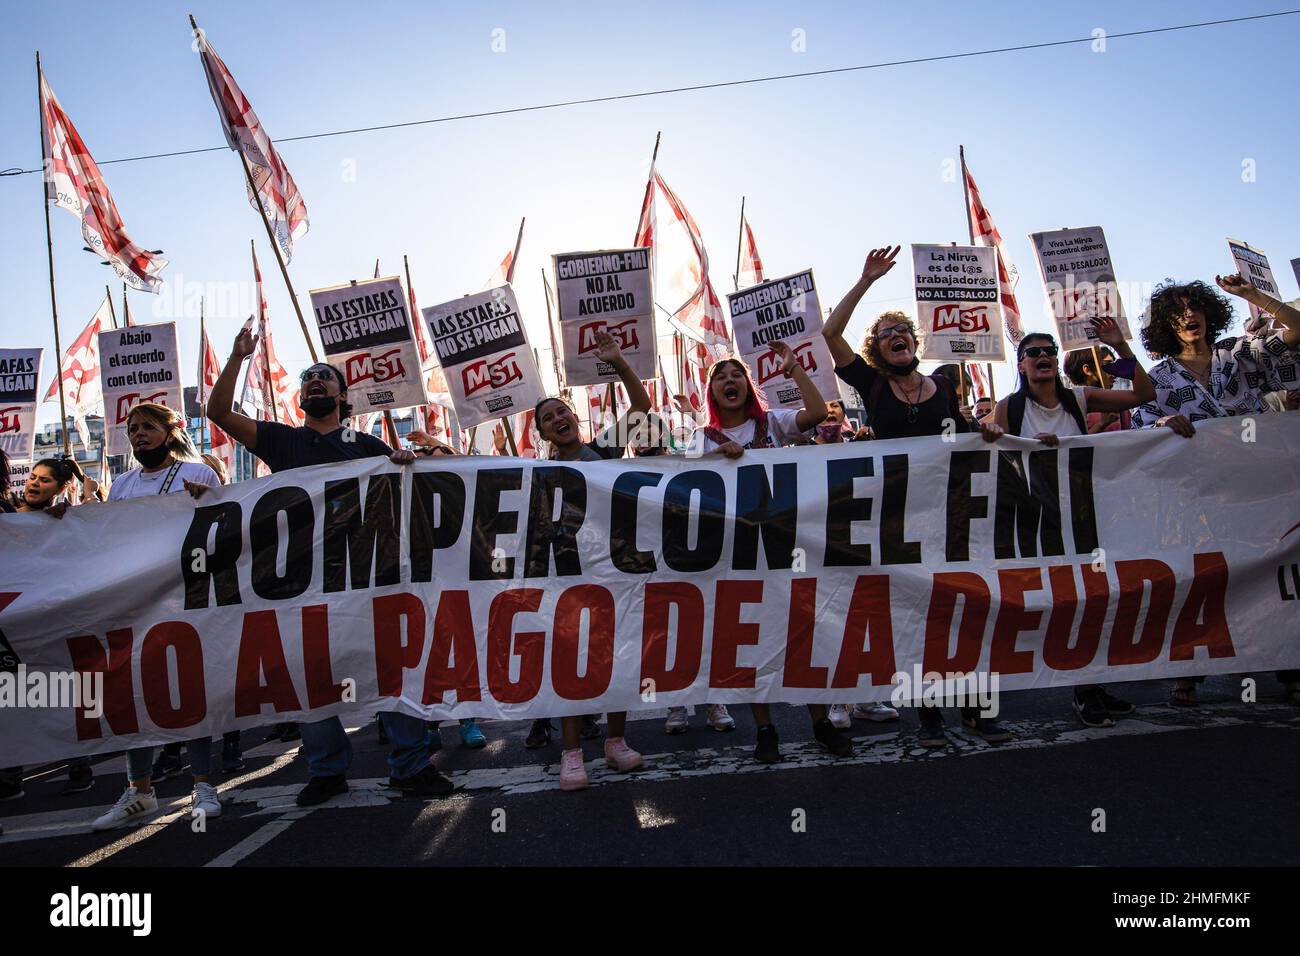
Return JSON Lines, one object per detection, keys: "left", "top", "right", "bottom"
{"left": 1015, "top": 332, "right": 1074, "bottom": 406}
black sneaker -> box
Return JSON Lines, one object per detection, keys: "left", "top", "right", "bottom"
{"left": 917, "top": 709, "right": 948, "bottom": 748}
{"left": 753, "top": 724, "right": 781, "bottom": 764}
{"left": 961, "top": 711, "right": 1013, "bottom": 743}
{"left": 150, "top": 751, "right": 184, "bottom": 782}
{"left": 0, "top": 776, "right": 24, "bottom": 802}
{"left": 62, "top": 762, "right": 94, "bottom": 795}
{"left": 295, "top": 774, "right": 348, "bottom": 807}
{"left": 1098, "top": 688, "right": 1135, "bottom": 716}
{"left": 525, "top": 719, "right": 553, "bottom": 749}
{"left": 221, "top": 736, "right": 245, "bottom": 773}
{"left": 389, "top": 765, "right": 455, "bottom": 798}
{"left": 812, "top": 717, "right": 853, "bottom": 757}
{"left": 580, "top": 714, "right": 603, "bottom": 740}
{"left": 1073, "top": 688, "right": 1114, "bottom": 728}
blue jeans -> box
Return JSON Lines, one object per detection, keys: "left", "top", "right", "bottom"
{"left": 299, "top": 716, "right": 353, "bottom": 778}
{"left": 125, "top": 738, "right": 212, "bottom": 780}
{"left": 300, "top": 713, "right": 432, "bottom": 780}
{"left": 381, "top": 712, "right": 435, "bottom": 780}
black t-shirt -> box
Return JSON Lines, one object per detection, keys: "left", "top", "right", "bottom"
{"left": 834, "top": 355, "right": 971, "bottom": 440}
{"left": 253, "top": 420, "right": 394, "bottom": 474}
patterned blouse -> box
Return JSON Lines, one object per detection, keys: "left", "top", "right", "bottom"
{"left": 1129, "top": 332, "right": 1300, "bottom": 428}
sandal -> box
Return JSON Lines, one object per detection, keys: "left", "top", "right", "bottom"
{"left": 1169, "top": 681, "right": 1198, "bottom": 707}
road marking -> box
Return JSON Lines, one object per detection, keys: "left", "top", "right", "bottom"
{"left": 203, "top": 809, "right": 313, "bottom": 868}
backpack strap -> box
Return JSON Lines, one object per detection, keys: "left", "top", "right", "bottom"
{"left": 751, "top": 413, "right": 773, "bottom": 448}
{"left": 1059, "top": 388, "right": 1088, "bottom": 435}
{"left": 1008, "top": 392, "right": 1027, "bottom": 437}
{"left": 701, "top": 426, "right": 730, "bottom": 447}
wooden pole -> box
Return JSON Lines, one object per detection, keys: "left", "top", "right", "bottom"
{"left": 1090, "top": 345, "right": 1113, "bottom": 389}
{"left": 500, "top": 417, "right": 520, "bottom": 456}
{"left": 382, "top": 409, "right": 399, "bottom": 447}
{"left": 733, "top": 196, "right": 746, "bottom": 292}
{"left": 986, "top": 362, "right": 997, "bottom": 401}
{"left": 200, "top": 297, "right": 209, "bottom": 454}
{"left": 36, "top": 52, "right": 71, "bottom": 457}
{"left": 506, "top": 217, "right": 525, "bottom": 285}
{"left": 105, "top": 284, "right": 119, "bottom": 330}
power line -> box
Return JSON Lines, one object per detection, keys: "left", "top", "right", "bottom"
{"left": 3, "top": 9, "right": 1296, "bottom": 178}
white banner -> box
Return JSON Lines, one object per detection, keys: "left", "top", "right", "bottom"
{"left": 554, "top": 249, "right": 656, "bottom": 385}
{"left": 1030, "top": 227, "right": 1131, "bottom": 352}
{"left": 1226, "top": 239, "right": 1281, "bottom": 334}
{"left": 310, "top": 276, "right": 427, "bottom": 414}
{"left": 912, "top": 244, "right": 1006, "bottom": 362}
{"left": 422, "top": 284, "right": 546, "bottom": 430}
{"left": 727, "top": 269, "right": 840, "bottom": 410}
{"left": 2, "top": 417, "right": 1299, "bottom": 765}
{"left": 0, "top": 348, "right": 42, "bottom": 465}
{"left": 97, "top": 324, "right": 183, "bottom": 457}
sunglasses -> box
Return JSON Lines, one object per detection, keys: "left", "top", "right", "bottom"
{"left": 300, "top": 367, "right": 336, "bottom": 384}
{"left": 1022, "top": 346, "right": 1059, "bottom": 359}
{"left": 876, "top": 322, "right": 912, "bottom": 340}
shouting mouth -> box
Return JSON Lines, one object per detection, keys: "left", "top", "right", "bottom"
{"left": 890, "top": 340, "right": 909, "bottom": 354}
{"left": 305, "top": 382, "right": 328, "bottom": 398}
{"left": 1035, "top": 358, "right": 1053, "bottom": 372}
{"left": 723, "top": 384, "right": 740, "bottom": 401}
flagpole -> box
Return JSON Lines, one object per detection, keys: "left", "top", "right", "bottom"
{"left": 733, "top": 196, "right": 746, "bottom": 292}
{"left": 200, "top": 296, "right": 209, "bottom": 454}
{"left": 105, "top": 284, "right": 119, "bottom": 330}
{"left": 956, "top": 146, "right": 976, "bottom": 409}
{"left": 507, "top": 217, "right": 525, "bottom": 285}
{"left": 36, "top": 52, "right": 71, "bottom": 457}
{"left": 122, "top": 282, "right": 132, "bottom": 328}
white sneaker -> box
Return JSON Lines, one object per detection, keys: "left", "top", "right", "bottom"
{"left": 191, "top": 781, "right": 221, "bottom": 819}
{"left": 664, "top": 706, "right": 689, "bottom": 734}
{"left": 828, "top": 704, "right": 852, "bottom": 729}
{"left": 91, "top": 786, "right": 159, "bottom": 831}
{"left": 706, "top": 703, "right": 735, "bottom": 731}
{"left": 852, "top": 701, "right": 901, "bottom": 722}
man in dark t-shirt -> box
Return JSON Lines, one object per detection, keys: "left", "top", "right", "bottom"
{"left": 208, "top": 325, "right": 454, "bottom": 805}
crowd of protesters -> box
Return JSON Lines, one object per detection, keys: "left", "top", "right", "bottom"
{"left": 3, "top": 252, "right": 1298, "bottom": 829}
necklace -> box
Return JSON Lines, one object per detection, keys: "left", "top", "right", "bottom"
{"left": 896, "top": 373, "right": 924, "bottom": 424}
{"left": 1179, "top": 355, "right": 1213, "bottom": 389}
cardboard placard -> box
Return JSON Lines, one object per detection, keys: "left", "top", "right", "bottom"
{"left": 912, "top": 244, "right": 1006, "bottom": 362}
{"left": 0, "top": 348, "right": 42, "bottom": 466}
{"left": 553, "top": 249, "right": 656, "bottom": 386}
{"left": 1029, "top": 226, "right": 1131, "bottom": 352}
{"left": 97, "top": 324, "right": 183, "bottom": 457}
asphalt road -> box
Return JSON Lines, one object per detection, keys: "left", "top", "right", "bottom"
{"left": 3, "top": 672, "right": 1297, "bottom": 868}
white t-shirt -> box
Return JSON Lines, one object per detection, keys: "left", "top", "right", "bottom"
{"left": 1019, "top": 386, "right": 1090, "bottom": 439}
{"left": 108, "top": 460, "right": 220, "bottom": 501}
{"left": 687, "top": 408, "right": 809, "bottom": 455}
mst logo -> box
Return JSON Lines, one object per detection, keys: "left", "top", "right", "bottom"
{"left": 933, "top": 304, "right": 992, "bottom": 334}
{"left": 577, "top": 319, "right": 640, "bottom": 355}
{"left": 462, "top": 353, "right": 524, "bottom": 397}
{"left": 346, "top": 348, "right": 406, "bottom": 385}
{"left": 0, "top": 406, "right": 21, "bottom": 433}
{"left": 114, "top": 392, "right": 168, "bottom": 423}
{"left": 756, "top": 342, "right": 816, "bottom": 385}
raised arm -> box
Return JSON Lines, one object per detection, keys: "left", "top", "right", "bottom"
{"left": 207, "top": 321, "right": 260, "bottom": 450}
{"left": 770, "top": 341, "right": 829, "bottom": 432}
{"left": 1217, "top": 273, "right": 1300, "bottom": 347}
{"left": 593, "top": 330, "right": 651, "bottom": 414}
{"left": 823, "top": 246, "right": 900, "bottom": 367}
{"left": 1081, "top": 316, "right": 1156, "bottom": 411}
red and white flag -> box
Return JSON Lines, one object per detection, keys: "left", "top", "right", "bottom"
{"left": 43, "top": 296, "right": 109, "bottom": 452}
{"left": 406, "top": 269, "right": 452, "bottom": 407}
{"left": 736, "top": 212, "right": 765, "bottom": 289}
{"left": 38, "top": 69, "right": 167, "bottom": 292}
{"left": 961, "top": 149, "right": 1023, "bottom": 347}
{"left": 194, "top": 21, "right": 309, "bottom": 263}
{"left": 198, "top": 321, "right": 236, "bottom": 472}
{"left": 240, "top": 246, "right": 302, "bottom": 429}
{"left": 968, "top": 362, "right": 989, "bottom": 402}
{"left": 635, "top": 169, "right": 732, "bottom": 348}
{"left": 672, "top": 334, "right": 708, "bottom": 418}
{"left": 482, "top": 249, "right": 515, "bottom": 291}
{"left": 512, "top": 409, "right": 539, "bottom": 459}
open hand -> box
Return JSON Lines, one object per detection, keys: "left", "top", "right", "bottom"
{"left": 231, "top": 319, "right": 259, "bottom": 360}
{"left": 862, "top": 246, "right": 901, "bottom": 284}
{"left": 1089, "top": 315, "right": 1125, "bottom": 348}
{"left": 1215, "top": 273, "right": 1252, "bottom": 298}
{"left": 769, "top": 340, "right": 797, "bottom": 376}
{"left": 592, "top": 330, "right": 624, "bottom": 366}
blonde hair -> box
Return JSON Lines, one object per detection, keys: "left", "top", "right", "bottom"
{"left": 861, "top": 310, "right": 920, "bottom": 370}
{"left": 126, "top": 402, "right": 199, "bottom": 462}
{"left": 201, "top": 453, "right": 229, "bottom": 485}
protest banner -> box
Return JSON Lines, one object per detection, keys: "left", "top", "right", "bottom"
{"left": 1227, "top": 239, "right": 1282, "bottom": 333}
{"left": 727, "top": 269, "right": 841, "bottom": 409}
{"left": 310, "top": 276, "right": 427, "bottom": 414}
{"left": 0, "top": 348, "right": 43, "bottom": 467}
{"left": 1029, "top": 227, "right": 1131, "bottom": 351}
{"left": 553, "top": 249, "right": 656, "bottom": 385}
{"left": 97, "top": 323, "right": 183, "bottom": 456}
{"left": 2, "top": 415, "right": 1299, "bottom": 765}
{"left": 422, "top": 284, "right": 546, "bottom": 429}
{"left": 912, "top": 244, "right": 1006, "bottom": 361}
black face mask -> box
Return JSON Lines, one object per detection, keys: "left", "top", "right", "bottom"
{"left": 134, "top": 443, "right": 170, "bottom": 468}
{"left": 301, "top": 395, "right": 339, "bottom": 420}
{"left": 881, "top": 356, "right": 921, "bottom": 376}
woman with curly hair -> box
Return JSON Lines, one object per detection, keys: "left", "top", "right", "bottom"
{"left": 1131, "top": 274, "right": 1300, "bottom": 707}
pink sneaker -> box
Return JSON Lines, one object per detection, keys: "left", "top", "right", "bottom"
{"left": 604, "top": 737, "right": 644, "bottom": 773}
{"left": 559, "top": 749, "right": 588, "bottom": 791}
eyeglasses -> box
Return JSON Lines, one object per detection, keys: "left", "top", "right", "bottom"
{"left": 300, "top": 367, "right": 336, "bottom": 384}
{"left": 1022, "top": 346, "right": 1059, "bottom": 359}
{"left": 875, "top": 322, "right": 912, "bottom": 340}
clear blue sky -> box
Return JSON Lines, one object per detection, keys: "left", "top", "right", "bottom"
{"left": 4, "top": 1, "right": 1298, "bottom": 423}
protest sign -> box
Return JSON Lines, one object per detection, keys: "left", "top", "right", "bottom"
{"left": 0, "top": 348, "right": 42, "bottom": 467}
{"left": 727, "top": 269, "right": 840, "bottom": 409}
{"left": 3, "top": 415, "right": 1299, "bottom": 765}
{"left": 310, "top": 276, "right": 428, "bottom": 414}
{"left": 912, "top": 244, "right": 1006, "bottom": 361}
{"left": 422, "top": 284, "right": 546, "bottom": 429}
{"left": 1029, "top": 227, "right": 1131, "bottom": 351}
{"left": 97, "top": 324, "right": 183, "bottom": 456}
{"left": 553, "top": 249, "right": 655, "bottom": 385}
{"left": 1227, "top": 239, "right": 1282, "bottom": 333}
